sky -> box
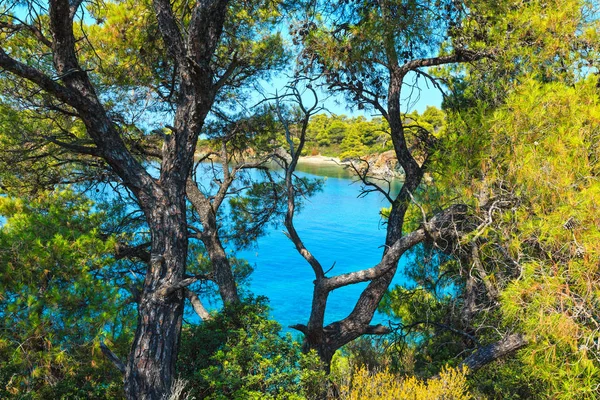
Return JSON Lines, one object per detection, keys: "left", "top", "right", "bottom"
{"left": 8, "top": 2, "right": 445, "bottom": 123}
{"left": 257, "top": 70, "right": 444, "bottom": 120}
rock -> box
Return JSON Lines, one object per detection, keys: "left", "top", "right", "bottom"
{"left": 344, "top": 150, "right": 402, "bottom": 178}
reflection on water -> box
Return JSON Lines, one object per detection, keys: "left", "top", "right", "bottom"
{"left": 295, "top": 161, "right": 354, "bottom": 179}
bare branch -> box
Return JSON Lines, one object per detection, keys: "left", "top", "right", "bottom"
{"left": 400, "top": 50, "right": 492, "bottom": 75}
{"left": 325, "top": 228, "right": 427, "bottom": 289}
{"left": 214, "top": 53, "right": 240, "bottom": 91}
{"left": 100, "top": 340, "right": 126, "bottom": 374}
{"left": 184, "top": 289, "right": 211, "bottom": 321}
{"left": 325, "top": 204, "right": 470, "bottom": 290}
{"left": 347, "top": 160, "right": 394, "bottom": 204}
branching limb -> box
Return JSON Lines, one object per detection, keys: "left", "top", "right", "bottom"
{"left": 45, "top": 136, "right": 101, "bottom": 156}
{"left": 325, "top": 228, "right": 427, "bottom": 289}
{"left": 0, "top": 19, "right": 52, "bottom": 47}
{"left": 348, "top": 160, "right": 394, "bottom": 204}
{"left": 114, "top": 242, "right": 152, "bottom": 264}
{"left": 0, "top": 48, "right": 87, "bottom": 109}
{"left": 364, "top": 324, "right": 391, "bottom": 335}
{"left": 151, "top": 0, "right": 185, "bottom": 65}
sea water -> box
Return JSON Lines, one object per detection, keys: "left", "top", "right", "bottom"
{"left": 95, "top": 161, "right": 410, "bottom": 329}
{"left": 235, "top": 161, "right": 409, "bottom": 330}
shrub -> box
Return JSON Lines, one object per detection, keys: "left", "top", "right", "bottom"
{"left": 178, "top": 297, "right": 327, "bottom": 399}
{"left": 339, "top": 366, "right": 471, "bottom": 400}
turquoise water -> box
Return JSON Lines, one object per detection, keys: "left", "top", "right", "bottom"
{"left": 95, "top": 161, "right": 409, "bottom": 329}
{"left": 236, "top": 161, "right": 407, "bottom": 329}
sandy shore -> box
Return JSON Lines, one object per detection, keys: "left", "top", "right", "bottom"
{"left": 297, "top": 155, "right": 342, "bottom": 165}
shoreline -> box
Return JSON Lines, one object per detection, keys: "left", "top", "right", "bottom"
{"left": 194, "top": 150, "right": 402, "bottom": 178}
{"left": 296, "top": 155, "right": 342, "bottom": 165}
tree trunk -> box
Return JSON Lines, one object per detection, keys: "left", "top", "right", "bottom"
{"left": 124, "top": 190, "right": 188, "bottom": 400}
{"left": 186, "top": 178, "right": 240, "bottom": 305}
{"left": 125, "top": 293, "right": 184, "bottom": 399}
{"left": 204, "top": 231, "right": 240, "bottom": 304}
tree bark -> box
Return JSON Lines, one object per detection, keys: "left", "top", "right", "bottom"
{"left": 186, "top": 178, "right": 240, "bottom": 304}
{"left": 124, "top": 188, "right": 189, "bottom": 399}
{"left": 0, "top": 0, "right": 230, "bottom": 397}
{"left": 460, "top": 334, "right": 528, "bottom": 373}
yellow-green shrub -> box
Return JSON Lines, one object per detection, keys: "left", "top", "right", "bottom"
{"left": 339, "top": 366, "right": 471, "bottom": 400}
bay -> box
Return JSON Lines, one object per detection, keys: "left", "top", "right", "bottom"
{"left": 236, "top": 161, "right": 408, "bottom": 330}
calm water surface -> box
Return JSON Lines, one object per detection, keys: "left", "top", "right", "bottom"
{"left": 236, "top": 161, "right": 408, "bottom": 329}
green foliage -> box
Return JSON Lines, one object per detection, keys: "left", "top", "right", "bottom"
{"left": 303, "top": 110, "right": 444, "bottom": 160}
{"left": 0, "top": 189, "right": 130, "bottom": 398}
{"left": 0, "top": 102, "right": 99, "bottom": 192}
{"left": 83, "top": 0, "right": 288, "bottom": 105}
{"left": 178, "top": 298, "right": 327, "bottom": 399}
{"left": 377, "top": 2, "right": 600, "bottom": 391}
{"left": 424, "top": 77, "right": 600, "bottom": 398}
{"left": 437, "top": 0, "right": 600, "bottom": 110}
{"left": 379, "top": 278, "right": 465, "bottom": 376}
{"left": 484, "top": 78, "right": 600, "bottom": 398}
{"left": 469, "top": 360, "right": 546, "bottom": 400}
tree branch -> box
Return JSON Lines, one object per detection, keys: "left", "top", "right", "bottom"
{"left": 187, "top": 0, "right": 230, "bottom": 68}
{"left": 100, "top": 340, "right": 126, "bottom": 374}
{"left": 114, "top": 242, "right": 151, "bottom": 263}
{"left": 0, "top": 48, "right": 87, "bottom": 110}
{"left": 400, "top": 49, "right": 491, "bottom": 75}
{"left": 69, "top": 0, "right": 85, "bottom": 19}
{"left": 151, "top": 0, "right": 185, "bottom": 65}
{"left": 184, "top": 288, "right": 211, "bottom": 321}
{"left": 1, "top": 3, "right": 160, "bottom": 203}
{"left": 364, "top": 324, "right": 391, "bottom": 335}
{"left": 45, "top": 136, "right": 102, "bottom": 156}
{"left": 0, "top": 20, "right": 52, "bottom": 47}
{"left": 325, "top": 228, "right": 427, "bottom": 289}
{"left": 459, "top": 334, "right": 527, "bottom": 373}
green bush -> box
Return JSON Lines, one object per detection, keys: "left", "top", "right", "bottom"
{"left": 178, "top": 297, "right": 327, "bottom": 399}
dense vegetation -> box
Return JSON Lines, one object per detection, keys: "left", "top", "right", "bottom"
{"left": 1, "top": 0, "right": 599, "bottom": 398}
{"left": 298, "top": 106, "right": 445, "bottom": 160}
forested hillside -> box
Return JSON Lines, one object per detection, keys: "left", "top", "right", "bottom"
{"left": 1, "top": 0, "right": 599, "bottom": 399}
{"left": 295, "top": 106, "right": 444, "bottom": 161}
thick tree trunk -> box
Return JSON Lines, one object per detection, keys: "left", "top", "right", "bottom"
{"left": 125, "top": 293, "right": 184, "bottom": 399}
{"left": 124, "top": 189, "right": 188, "bottom": 400}
{"left": 0, "top": 0, "right": 230, "bottom": 398}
